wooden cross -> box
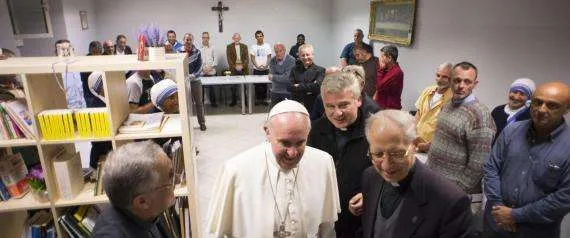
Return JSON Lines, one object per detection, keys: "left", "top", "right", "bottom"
{"left": 211, "top": 1, "right": 229, "bottom": 33}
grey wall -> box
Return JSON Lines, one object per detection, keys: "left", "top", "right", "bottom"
{"left": 0, "top": 0, "right": 17, "bottom": 53}
{"left": 93, "top": 0, "right": 336, "bottom": 68}
{"left": 18, "top": 0, "right": 68, "bottom": 57}
{"left": 61, "top": 0, "right": 97, "bottom": 56}
{"left": 332, "top": 0, "right": 570, "bottom": 110}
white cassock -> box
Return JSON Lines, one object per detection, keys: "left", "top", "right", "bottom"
{"left": 207, "top": 142, "right": 341, "bottom": 238}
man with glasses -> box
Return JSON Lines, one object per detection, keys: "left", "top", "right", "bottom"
{"left": 484, "top": 81, "right": 570, "bottom": 237}
{"left": 356, "top": 110, "right": 473, "bottom": 238}
{"left": 207, "top": 100, "right": 340, "bottom": 237}
{"left": 414, "top": 62, "right": 453, "bottom": 153}
{"left": 308, "top": 72, "right": 373, "bottom": 237}
{"left": 93, "top": 141, "right": 175, "bottom": 237}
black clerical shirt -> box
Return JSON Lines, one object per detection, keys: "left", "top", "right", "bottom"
{"left": 379, "top": 162, "right": 416, "bottom": 219}
{"left": 92, "top": 205, "right": 166, "bottom": 238}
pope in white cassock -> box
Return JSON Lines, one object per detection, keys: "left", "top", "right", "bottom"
{"left": 207, "top": 100, "right": 341, "bottom": 238}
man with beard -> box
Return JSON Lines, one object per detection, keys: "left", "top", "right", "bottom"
{"left": 207, "top": 100, "right": 340, "bottom": 237}
{"left": 484, "top": 81, "right": 570, "bottom": 237}
{"left": 414, "top": 62, "right": 453, "bottom": 152}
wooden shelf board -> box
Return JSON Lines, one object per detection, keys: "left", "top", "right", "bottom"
{"left": 54, "top": 182, "right": 108, "bottom": 207}
{"left": 0, "top": 191, "right": 51, "bottom": 212}
{"left": 114, "top": 131, "right": 182, "bottom": 141}
{"left": 40, "top": 137, "right": 112, "bottom": 145}
{"left": 0, "top": 54, "right": 186, "bottom": 74}
{"left": 0, "top": 138, "right": 37, "bottom": 147}
{"left": 53, "top": 183, "right": 189, "bottom": 208}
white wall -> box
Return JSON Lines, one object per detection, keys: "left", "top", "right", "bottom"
{"left": 332, "top": 0, "right": 570, "bottom": 110}
{"left": 61, "top": 0, "right": 97, "bottom": 55}
{"left": 93, "top": 0, "right": 336, "bottom": 68}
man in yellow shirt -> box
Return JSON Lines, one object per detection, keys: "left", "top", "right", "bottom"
{"left": 414, "top": 62, "right": 453, "bottom": 152}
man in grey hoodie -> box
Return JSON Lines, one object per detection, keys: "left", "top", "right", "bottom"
{"left": 268, "top": 43, "right": 296, "bottom": 108}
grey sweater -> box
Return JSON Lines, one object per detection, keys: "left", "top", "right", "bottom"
{"left": 269, "top": 54, "right": 296, "bottom": 95}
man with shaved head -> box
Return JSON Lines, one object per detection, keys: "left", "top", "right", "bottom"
{"left": 484, "top": 81, "right": 570, "bottom": 237}
{"left": 207, "top": 100, "right": 340, "bottom": 237}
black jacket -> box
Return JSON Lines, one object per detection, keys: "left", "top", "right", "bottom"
{"left": 361, "top": 162, "right": 473, "bottom": 238}
{"left": 289, "top": 63, "right": 325, "bottom": 112}
{"left": 307, "top": 109, "right": 372, "bottom": 237}
{"left": 491, "top": 104, "right": 530, "bottom": 143}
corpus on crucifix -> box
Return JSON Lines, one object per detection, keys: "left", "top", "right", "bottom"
{"left": 211, "top": 0, "right": 229, "bottom": 32}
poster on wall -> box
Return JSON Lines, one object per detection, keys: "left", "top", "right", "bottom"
{"left": 369, "top": 0, "right": 416, "bottom": 46}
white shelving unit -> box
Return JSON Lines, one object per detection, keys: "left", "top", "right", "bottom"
{"left": 0, "top": 54, "right": 201, "bottom": 237}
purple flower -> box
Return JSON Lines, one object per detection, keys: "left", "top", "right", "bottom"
{"left": 29, "top": 165, "right": 44, "bottom": 180}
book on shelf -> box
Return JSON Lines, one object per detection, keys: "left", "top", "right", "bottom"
{"left": 93, "top": 159, "right": 106, "bottom": 196}
{"left": 24, "top": 209, "right": 55, "bottom": 238}
{"left": 162, "top": 139, "right": 185, "bottom": 186}
{"left": 0, "top": 153, "right": 29, "bottom": 199}
{"left": 118, "top": 112, "right": 165, "bottom": 134}
{"left": 52, "top": 149, "right": 84, "bottom": 200}
{"left": 1, "top": 99, "right": 36, "bottom": 139}
{"left": 0, "top": 178, "right": 11, "bottom": 201}
{"left": 161, "top": 114, "right": 181, "bottom": 134}
{"left": 58, "top": 205, "right": 101, "bottom": 238}
{"left": 159, "top": 197, "right": 191, "bottom": 238}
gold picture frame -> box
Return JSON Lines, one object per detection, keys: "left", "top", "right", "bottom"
{"left": 369, "top": 0, "right": 416, "bottom": 46}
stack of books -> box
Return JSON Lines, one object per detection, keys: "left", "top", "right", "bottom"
{"left": 118, "top": 112, "right": 165, "bottom": 134}
{"left": 23, "top": 210, "right": 55, "bottom": 238}
{"left": 0, "top": 99, "right": 36, "bottom": 140}
{"left": 58, "top": 205, "right": 101, "bottom": 237}
{"left": 0, "top": 153, "right": 29, "bottom": 200}
{"left": 159, "top": 197, "right": 191, "bottom": 238}
{"left": 38, "top": 108, "right": 111, "bottom": 140}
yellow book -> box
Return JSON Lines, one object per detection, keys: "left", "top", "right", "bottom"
{"left": 37, "top": 113, "right": 48, "bottom": 140}
{"left": 90, "top": 112, "right": 98, "bottom": 138}
{"left": 103, "top": 112, "right": 110, "bottom": 137}
{"left": 61, "top": 113, "right": 69, "bottom": 139}
{"left": 84, "top": 112, "right": 92, "bottom": 137}
{"left": 68, "top": 111, "right": 75, "bottom": 138}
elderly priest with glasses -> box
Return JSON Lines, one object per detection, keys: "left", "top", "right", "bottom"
{"left": 92, "top": 141, "right": 175, "bottom": 238}
{"left": 207, "top": 100, "right": 340, "bottom": 237}
{"left": 353, "top": 110, "right": 473, "bottom": 238}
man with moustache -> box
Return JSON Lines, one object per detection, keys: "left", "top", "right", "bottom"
{"left": 355, "top": 110, "right": 473, "bottom": 238}
{"left": 484, "top": 81, "right": 570, "bottom": 237}
{"left": 308, "top": 72, "right": 373, "bottom": 237}
{"left": 207, "top": 100, "right": 340, "bottom": 237}
{"left": 491, "top": 78, "right": 535, "bottom": 142}
{"left": 414, "top": 62, "right": 454, "bottom": 152}
{"left": 354, "top": 44, "right": 378, "bottom": 98}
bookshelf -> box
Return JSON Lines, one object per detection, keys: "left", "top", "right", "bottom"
{"left": 0, "top": 54, "right": 201, "bottom": 237}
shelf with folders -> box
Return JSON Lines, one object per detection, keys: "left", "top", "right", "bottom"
{"left": 0, "top": 54, "right": 201, "bottom": 238}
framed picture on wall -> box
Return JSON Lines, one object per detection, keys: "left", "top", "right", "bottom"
{"left": 80, "top": 11, "right": 88, "bottom": 30}
{"left": 369, "top": 0, "right": 416, "bottom": 46}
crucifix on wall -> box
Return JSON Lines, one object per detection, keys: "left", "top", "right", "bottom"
{"left": 211, "top": 1, "right": 229, "bottom": 33}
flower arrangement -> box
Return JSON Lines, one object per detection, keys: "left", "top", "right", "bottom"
{"left": 138, "top": 23, "right": 166, "bottom": 47}
{"left": 27, "top": 165, "right": 46, "bottom": 191}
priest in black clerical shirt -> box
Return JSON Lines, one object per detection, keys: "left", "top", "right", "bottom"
{"left": 92, "top": 141, "right": 175, "bottom": 238}
{"left": 353, "top": 110, "right": 473, "bottom": 238}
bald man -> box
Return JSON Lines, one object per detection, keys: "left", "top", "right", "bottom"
{"left": 226, "top": 33, "right": 249, "bottom": 106}
{"left": 484, "top": 81, "right": 570, "bottom": 237}
{"left": 207, "top": 100, "right": 340, "bottom": 237}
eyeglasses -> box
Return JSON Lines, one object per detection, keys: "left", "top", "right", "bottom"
{"left": 369, "top": 145, "right": 412, "bottom": 163}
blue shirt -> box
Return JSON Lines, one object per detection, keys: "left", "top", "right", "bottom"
{"left": 340, "top": 42, "right": 372, "bottom": 65}
{"left": 171, "top": 41, "right": 183, "bottom": 53}
{"left": 484, "top": 119, "right": 570, "bottom": 236}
